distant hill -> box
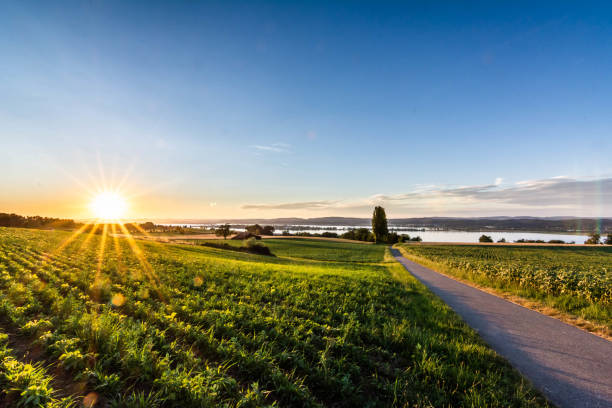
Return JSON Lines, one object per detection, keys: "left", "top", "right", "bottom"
{"left": 145, "top": 216, "right": 612, "bottom": 233}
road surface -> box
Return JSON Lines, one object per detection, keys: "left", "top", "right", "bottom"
{"left": 391, "top": 248, "right": 612, "bottom": 408}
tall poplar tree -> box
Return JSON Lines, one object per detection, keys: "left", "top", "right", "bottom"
{"left": 371, "top": 206, "right": 389, "bottom": 243}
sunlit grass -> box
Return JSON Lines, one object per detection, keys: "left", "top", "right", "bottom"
{"left": 0, "top": 227, "right": 550, "bottom": 407}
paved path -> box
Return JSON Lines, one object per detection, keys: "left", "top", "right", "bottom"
{"left": 391, "top": 249, "right": 612, "bottom": 408}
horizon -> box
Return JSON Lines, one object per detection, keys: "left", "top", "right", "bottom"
{"left": 1, "top": 1, "right": 611, "bottom": 219}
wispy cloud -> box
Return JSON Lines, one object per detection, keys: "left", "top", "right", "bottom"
{"left": 251, "top": 143, "right": 291, "bottom": 153}
{"left": 242, "top": 200, "right": 337, "bottom": 210}
{"left": 241, "top": 177, "right": 612, "bottom": 216}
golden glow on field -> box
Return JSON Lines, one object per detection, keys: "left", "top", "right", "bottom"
{"left": 31, "top": 163, "right": 166, "bottom": 306}
{"left": 90, "top": 191, "right": 127, "bottom": 221}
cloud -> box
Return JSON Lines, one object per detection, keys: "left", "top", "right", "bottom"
{"left": 241, "top": 177, "right": 612, "bottom": 216}
{"left": 242, "top": 200, "right": 338, "bottom": 210}
{"left": 251, "top": 143, "right": 291, "bottom": 153}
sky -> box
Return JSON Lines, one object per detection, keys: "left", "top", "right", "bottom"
{"left": 1, "top": 0, "right": 611, "bottom": 220}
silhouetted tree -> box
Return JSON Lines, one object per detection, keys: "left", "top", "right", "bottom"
{"left": 479, "top": 235, "right": 493, "bottom": 243}
{"left": 371, "top": 206, "right": 389, "bottom": 243}
{"left": 386, "top": 232, "right": 400, "bottom": 244}
{"left": 215, "top": 224, "right": 231, "bottom": 240}
{"left": 261, "top": 225, "right": 275, "bottom": 235}
{"left": 585, "top": 233, "right": 601, "bottom": 245}
{"left": 605, "top": 234, "right": 612, "bottom": 245}
{"left": 140, "top": 222, "right": 156, "bottom": 231}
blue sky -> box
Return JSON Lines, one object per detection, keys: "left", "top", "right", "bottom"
{"left": 1, "top": 1, "right": 611, "bottom": 219}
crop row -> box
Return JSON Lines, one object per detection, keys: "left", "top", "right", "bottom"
{"left": 0, "top": 227, "right": 550, "bottom": 407}
{"left": 399, "top": 245, "right": 612, "bottom": 304}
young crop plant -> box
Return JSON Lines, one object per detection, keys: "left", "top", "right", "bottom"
{"left": 0, "top": 227, "right": 550, "bottom": 407}
{"left": 398, "top": 244, "right": 612, "bottom": 330}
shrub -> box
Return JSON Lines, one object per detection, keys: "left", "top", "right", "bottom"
{"left": 479, "top": 235, "right": 493, "bottom": 243}
{"left": 341, "top": 228, "right": 373, "bottom": 242}
{"left": 245, "top": 238, "right": 273, "bottom": 256}
{"left": 585, "top": 233, "right": 601, "bottom": 245}
{"left": 386, "top": 232, "right": 400, "bottom": 244}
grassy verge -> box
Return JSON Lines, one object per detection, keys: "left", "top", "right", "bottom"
{"left": 0, "top": 227, "right": 549, "bottom": 407}
{"left": 397, "top": 244, "right": 612, "bottom": 337}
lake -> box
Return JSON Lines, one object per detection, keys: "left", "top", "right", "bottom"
{"left": 166, "top": 224, "right": 591, "bottom": 244}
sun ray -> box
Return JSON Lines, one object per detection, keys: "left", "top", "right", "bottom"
{"left": 117, "top": 222, "right": 164, "bottom": 301}
{"left": 130, "top": 223, "right": 154, "bottom": 239}
{"left": 79, "top": 223, "right": 101, "bottom": 253}
{"left": 96, "top": 152, "right": 108, "bottom": 191}
{"left": 37, "top": 221, "right": 94, "bottom": 269}
{"left": 111, "top": 223, "right": 124, "bottom": 276}
{"left": 92, "top": 223, "right": 109, "bottom": 301}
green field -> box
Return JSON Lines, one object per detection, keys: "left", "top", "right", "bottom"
{"left": 0, "top": 227, "right": 548, "bottom": 407}
{"left": 198, "top": 238, "right": 384, "bottom": 263}
{"left": 398, "top": 244, "right": 612, "bottom": 330}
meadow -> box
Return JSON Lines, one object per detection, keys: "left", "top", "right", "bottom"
{"left": 197, "top": 238, "right": 384, "bottom": 263}
{"left": 397, "top": 244, "right": 612, "bottom": 331}
{"left": 0, "top": 227, "right": 549, "bottom": 407}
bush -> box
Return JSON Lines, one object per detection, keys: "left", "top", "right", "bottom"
{"left": 585, "top": 233, "right": 601, "bottom": 245}
{"left": 321, "top": 232, "right": 339, "bottom": 238}
{"left": 386, "top": 232, "right": 400, "bottom": 244}
{"left": 201, "top": 240, "right": 273, "bottom": 256}
{"left": 605, "top": 234, "right": 612, "bottom": 245}
{"left": 245, "top": 224, "right": 275, "bottom": 235}
{"left": 341, "top": 228, "right": 374, "bottom": 242}
{"left": 479, "top": 235, "right": 493, "bottom": 243}
{"left": 245, "top": 238, "right": 272, "bottom": 255}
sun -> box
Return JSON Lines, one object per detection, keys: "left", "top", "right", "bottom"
{"left": 90, "top": 191, "right": 128, "bottom": 221}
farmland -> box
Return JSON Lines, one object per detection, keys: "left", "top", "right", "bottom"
{"left": 0, "top": 227, "right": 548, "bottom": 407}
{"left": 197, "top": 238, "right": 384, "bottom": 263}
{"left": 397, "top": 244, "right": 612, "bottom": 331}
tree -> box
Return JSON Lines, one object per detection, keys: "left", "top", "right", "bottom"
{"left": 605, "top": 234, "right": 612, "bottom": 245}
{"left": 140, "top": 222, "right": 156, "bottom": 231}
{"left": 479, "top": 234, "right": 493, "bottom": 243}
{"left": 215, "top": 224, "right": 231, "bottom": 240}
{"left": 386, "top": 232, "right": 400, "bottom": 244}
{"left": 371, "top": 206, "right": 389, "bottom": 243}
{"left": 585, "top": 233, "right": 601, "bottom": 245}
{"left": 245, "top": 224, "right": 274, "bottom": 235}
{"left": 261, "top": 225, "right": 275, "bottom": 235}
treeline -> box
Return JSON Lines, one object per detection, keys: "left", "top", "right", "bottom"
{"left": 0, "top": 213, "right": 79, "bottom": 229}
{"left": 478, "top": 233, "right": 612, "bottom": 244}
{"left": 280, "top": 228, "right": 422, "bottom": 244}
{"left": 214, "top": 224, "right": 275, "bottom": 239}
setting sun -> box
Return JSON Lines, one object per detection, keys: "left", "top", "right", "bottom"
{"left": 90, "top": 191, "right": 127, "bottom": 221}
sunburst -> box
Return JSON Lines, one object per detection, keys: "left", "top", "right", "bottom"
{"left": 39, "top": 161, "right": 164, "bottom": 303}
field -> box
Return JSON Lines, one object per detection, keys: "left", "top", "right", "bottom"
{"left": 398, "top": 244, "right": 612, "bottom": 331}
{"left": 197, "top": 238, "right": 383, "bottom": 263}
{"left": 0, "top": 227, "right": 549, "bottom": 407}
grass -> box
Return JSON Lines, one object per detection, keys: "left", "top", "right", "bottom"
{"left": 0, "top": 227, "right": 549, "bottom": 407}
{"left": 398, "top": 244, "right": 612, "bottom": 332}
{"left": 197, "top": 238, "right": 385, "bottom": 263}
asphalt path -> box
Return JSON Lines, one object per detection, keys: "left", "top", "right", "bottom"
{"left": 391, "top": 248, "right": 612, "bottom": 408}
